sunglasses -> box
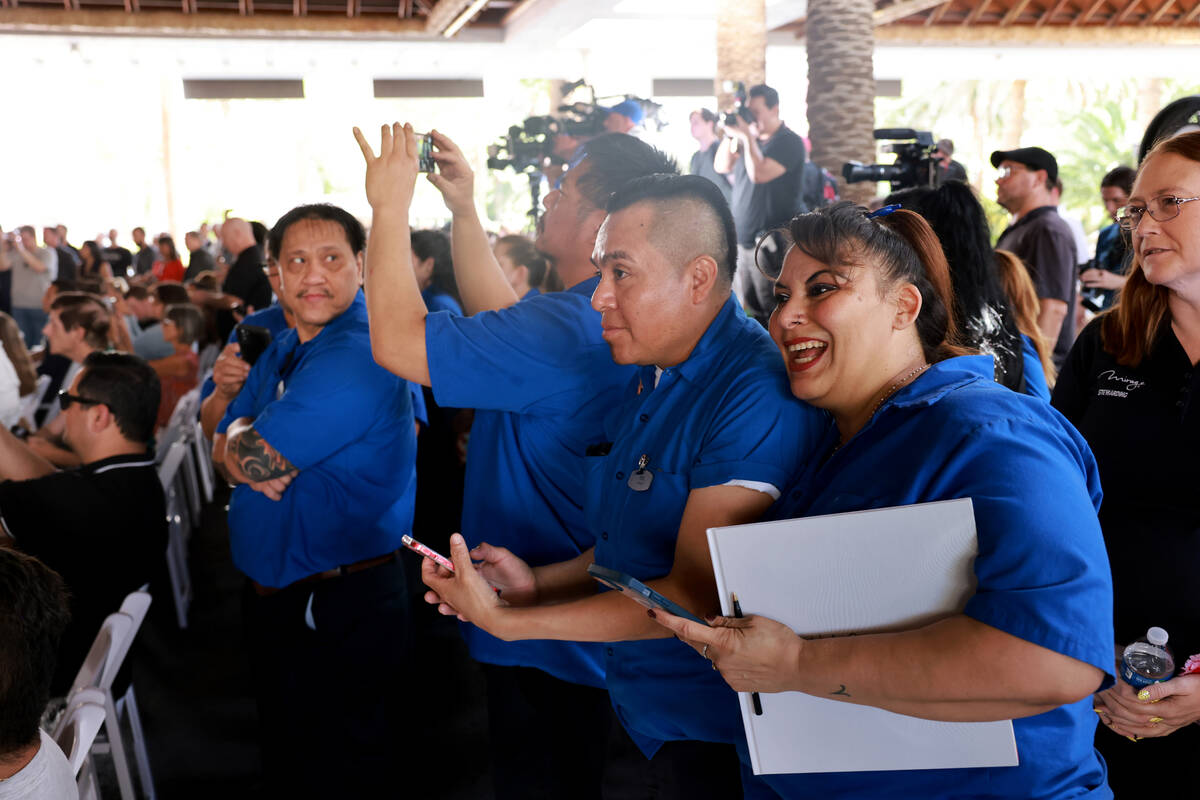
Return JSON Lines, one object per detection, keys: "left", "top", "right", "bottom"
{"left": 58, "top": 391, "right": 110, "bottom": 411}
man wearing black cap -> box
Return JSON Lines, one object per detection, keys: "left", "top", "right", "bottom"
{"left": 992, "top": 145, "right": 1078, "bottom": 368}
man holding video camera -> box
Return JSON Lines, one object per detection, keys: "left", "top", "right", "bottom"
{"left": 715, "top": 83, "right": 806, "bottom": 325}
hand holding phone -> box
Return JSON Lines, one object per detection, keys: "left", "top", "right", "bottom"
{"left": 587, "top": 564, "right": 709, "bottom": 626}
{"left": 235, "top": 324, "right": 272, "bottom": 367}
{"left": 401, "top": 534, "right": 454, "bottom": 572}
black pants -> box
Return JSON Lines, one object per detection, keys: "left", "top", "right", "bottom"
{"left": 483, "top": 663, "right": 614, "bottom": 800}
{"left": 242, "top": 559, "right": 411, "bottom": 797}
{"left": 651, "top": 740, "right": 744, "bottom": 799}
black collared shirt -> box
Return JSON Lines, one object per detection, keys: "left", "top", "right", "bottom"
{"left": 0, "top": 452, "right": 167, "bottom": 694}
{"left": 997, "top": 205, "right": 1078, "bottom": 366}
{"left": 1052, "top": 318, "right": 1200, "bottom": 660}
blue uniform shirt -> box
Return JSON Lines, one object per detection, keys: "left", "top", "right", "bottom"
{"left": 1021, "top": 334, "right": 1051, "bottom": 401}
{"left": 425, "top": 277, "right": 636, "bottom": 688}
{"left": 590, "top": 296, "right": 828, "bottom": 757}
{"left": 200, "top": 303, "right": 426, "bottom": 426}
{"left": 218, "top": 291, "right": 417, "bottom": 589}
{"left": 422, "top": 288, "right": 463, "bottom": 317}
{"left": 769, "top": 355, "right": 1114, "bottom": 800}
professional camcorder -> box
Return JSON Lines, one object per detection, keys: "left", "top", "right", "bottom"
{"left": 842, "top": 129, "right": 938, "bottom": 191}
{"left": 485, "top": 106, "right": 609, "bottom": 174}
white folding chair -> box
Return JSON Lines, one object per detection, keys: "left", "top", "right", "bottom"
{"left": 53, "top": 612, "right": 139, "bottom": 800}
{"left": 54, "top": 688, "right": 106, "bottom": 776}
{"left": 191, "top": 418, "right": 215, "bottom": 505}
{"left": 113, "top": 592, "right": 156, "bottom": 800}
{"left": 54, "top": 590, "right": 157, "bottom": 800}
{"left": 158, "top": 440, "right": 192, "bottom": 629}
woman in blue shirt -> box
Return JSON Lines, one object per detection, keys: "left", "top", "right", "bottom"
{"left": 411, "top": 228, "right": 463, "bottom": 316}
{"left": 653, "top": 202, "right": 1115, "bottom": 799}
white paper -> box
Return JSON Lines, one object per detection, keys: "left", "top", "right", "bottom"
{"left": 707, "top": 498, "right": 1018, "bottom": 775}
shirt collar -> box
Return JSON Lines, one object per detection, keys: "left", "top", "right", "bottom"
{"left": 885, "top": 355, "right": 994, "bottom": 411}
{"left": 81, "top": 451, "right": 157, "bottom": 475}
{"left": 1008, "top": 205, "right": 1058, "bottom": 230}
{"left": 636, "top": 294, "right": 745, "bottom": 389}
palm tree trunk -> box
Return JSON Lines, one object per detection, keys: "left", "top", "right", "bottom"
{"left": 806, "top": 0, "right": 877, "bottom": 205}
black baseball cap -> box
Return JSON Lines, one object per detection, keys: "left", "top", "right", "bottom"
{"left": 990, "top": 146, "right": 1058, "bottom": 183}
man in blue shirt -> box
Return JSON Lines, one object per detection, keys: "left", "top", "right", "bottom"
{"left": 199, "top": 255, "right": 425, "bottom": 441}
{"left": 355, "top": 126, "right": 676, "bottom": 798}
{"left": 412, "top": 173, "right": 825, "bottom": 795}
{"left": 212, "top": 203, "right": 417, "bottom": 796}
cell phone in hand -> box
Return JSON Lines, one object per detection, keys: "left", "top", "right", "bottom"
{"left": 401, "top": 534, "right": 454, "bottom": 572}
{"left": 235, "top": 324, "right": 273, "bottom": 367}
{"left": 415, "top": 132, "right": 436, "bottom": 173}
{"left": 587, "top": 564, "right": 709, "bottom": 626}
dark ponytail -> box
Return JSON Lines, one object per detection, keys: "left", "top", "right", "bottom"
{"left": 497, "top": 235, "right": 551, "bottom": 290}
{"left": 787, "top": 202, "right": 971, "bottom": 364}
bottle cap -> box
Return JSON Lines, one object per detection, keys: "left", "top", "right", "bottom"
{"left": 1147, "top": 627, "right": 1169, "bottom": 646}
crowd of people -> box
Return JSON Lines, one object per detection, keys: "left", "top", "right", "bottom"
{"left": 1, "top": 87, "right": 1198, "bottom": 799}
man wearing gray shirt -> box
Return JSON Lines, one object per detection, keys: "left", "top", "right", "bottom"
{"left": 4, "top": 226, "right": 57, "bottom": 346}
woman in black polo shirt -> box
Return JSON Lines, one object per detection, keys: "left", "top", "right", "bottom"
{"left": 1052, "top": 131, "right": 1200, "bottom": 794}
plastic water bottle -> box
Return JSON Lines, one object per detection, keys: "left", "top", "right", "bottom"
{"left": 1121, "top": 627, "right": 1175, "bottom": 690}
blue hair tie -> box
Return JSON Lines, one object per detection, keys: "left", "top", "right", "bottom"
{"left": 867, "top": 204, "right": 901, "bottom": 219}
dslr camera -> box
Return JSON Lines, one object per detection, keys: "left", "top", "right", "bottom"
{"left": 722, "top": 81, "right": 755, "bottom": 128}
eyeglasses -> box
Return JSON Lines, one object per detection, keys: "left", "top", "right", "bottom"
{"left": 995, "top": 165, "right": 1027, "bottom": 179}
{"left": 1117, "top": 195, "right": 1200, "bottom": 231}
{"left": 58, "top": 391, "right": 109, "bottom": 411}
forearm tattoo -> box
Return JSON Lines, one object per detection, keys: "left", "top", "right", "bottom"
{"left": 831, "top": 685, "right": 851, "bottom": 698}
{"left": 231, "top": 427, "right": 295, "bottom": 482}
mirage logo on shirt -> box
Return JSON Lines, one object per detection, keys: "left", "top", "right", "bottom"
{"left": 1097, "top": 369, "right": 1146, "bottom": 398}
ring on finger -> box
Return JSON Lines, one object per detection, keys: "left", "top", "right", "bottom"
{"left": 702, "top": 643, "right": 710, "bottom": 660}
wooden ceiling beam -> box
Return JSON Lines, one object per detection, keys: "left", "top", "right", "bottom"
{"left": 964, "top": 0, "right": 991, "bottom": 25}
{"left": 1037, "top": 0, "right": 1072, "bottom": 26}
{"left": 1075, "top": 0, "right": 1109, "bottom": 24}
{"left": 1144, "top": 0, "right": 1176, "bottom": 24}
{"left": 875, "top": 19, "right": 1200, "bottom": 41}
{"left": 924, "top": 1, "right": 952, "bottom": 25}
{"left": 1109, "top": 0, "right": 1141, "bottom": 25}
{"left": 873, "top": 0, "right": 947, "bottom": 26}
{"left": 1000, "top": 0, "right": 1035, "bottom": 26}
{"left": 0, "top": 7, "right": 426, "bottom": 36}
{"left": 1175, "top": 0, "right": 1200, "bottom": 24}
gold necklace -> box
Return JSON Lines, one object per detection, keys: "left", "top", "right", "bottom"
{"left": 831, "top": 362, "right": 930, "bottom": 455}
{"left": 869, "top": 362, "right": 931, "bottom": 418}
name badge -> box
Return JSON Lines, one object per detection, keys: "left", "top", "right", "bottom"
{"left": 628, "top": 454, "right": 653, "bottom": 492}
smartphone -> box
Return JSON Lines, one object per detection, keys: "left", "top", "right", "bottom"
{"left": 235, "top": 324, "right": 273, "bottom": 367}
{"left": 401, "top": 534, "right": 454, "bottom": 572}
{"left": 587, "top": 564, "right": 709, "bottom": 626}
{"left": 414, "top": 131, "right": 436, "bottom": 173}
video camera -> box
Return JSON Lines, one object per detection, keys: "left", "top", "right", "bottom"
{"left": 486, "top": 80, "right": 620, "bottom": 174}
{"left": 722, "top": 81, "right": 755, "bottom": 128}
{"left": 842, "top": 129, "right": 937, "bottom": 191}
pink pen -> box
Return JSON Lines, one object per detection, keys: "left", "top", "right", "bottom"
{"left": 401, "top": 535, "right": 454, "bottom": 573}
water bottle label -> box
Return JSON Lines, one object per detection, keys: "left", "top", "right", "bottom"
{"left": 1122, "top": 662, "right": 1168, "bottom": 689}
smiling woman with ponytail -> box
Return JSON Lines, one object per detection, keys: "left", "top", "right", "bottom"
{"left": 650, "top": 201, "right": 1119, "bottom": 798}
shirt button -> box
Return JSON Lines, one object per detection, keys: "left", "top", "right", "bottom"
{"left": 601, "top": 532, "right": 609, "bottom": 541}
{"left": 639, "top": 414, "right": 649, "bottom": 422}
{"left": 616, "top": 471, "right": 624, "bottom": 480}
{"left": 606, "top": 647, "right": 614, "bottom": 656}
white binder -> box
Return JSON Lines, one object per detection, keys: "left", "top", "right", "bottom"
{"left": 707, "top": 498, "right": 1018, "bottom": 775}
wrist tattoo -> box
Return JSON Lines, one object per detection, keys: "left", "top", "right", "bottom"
{"left": 231, "top": 427, "right": 295, "bottom": 481}
{"left": 831, "top": 684, "right": 851, "bottom": 698}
